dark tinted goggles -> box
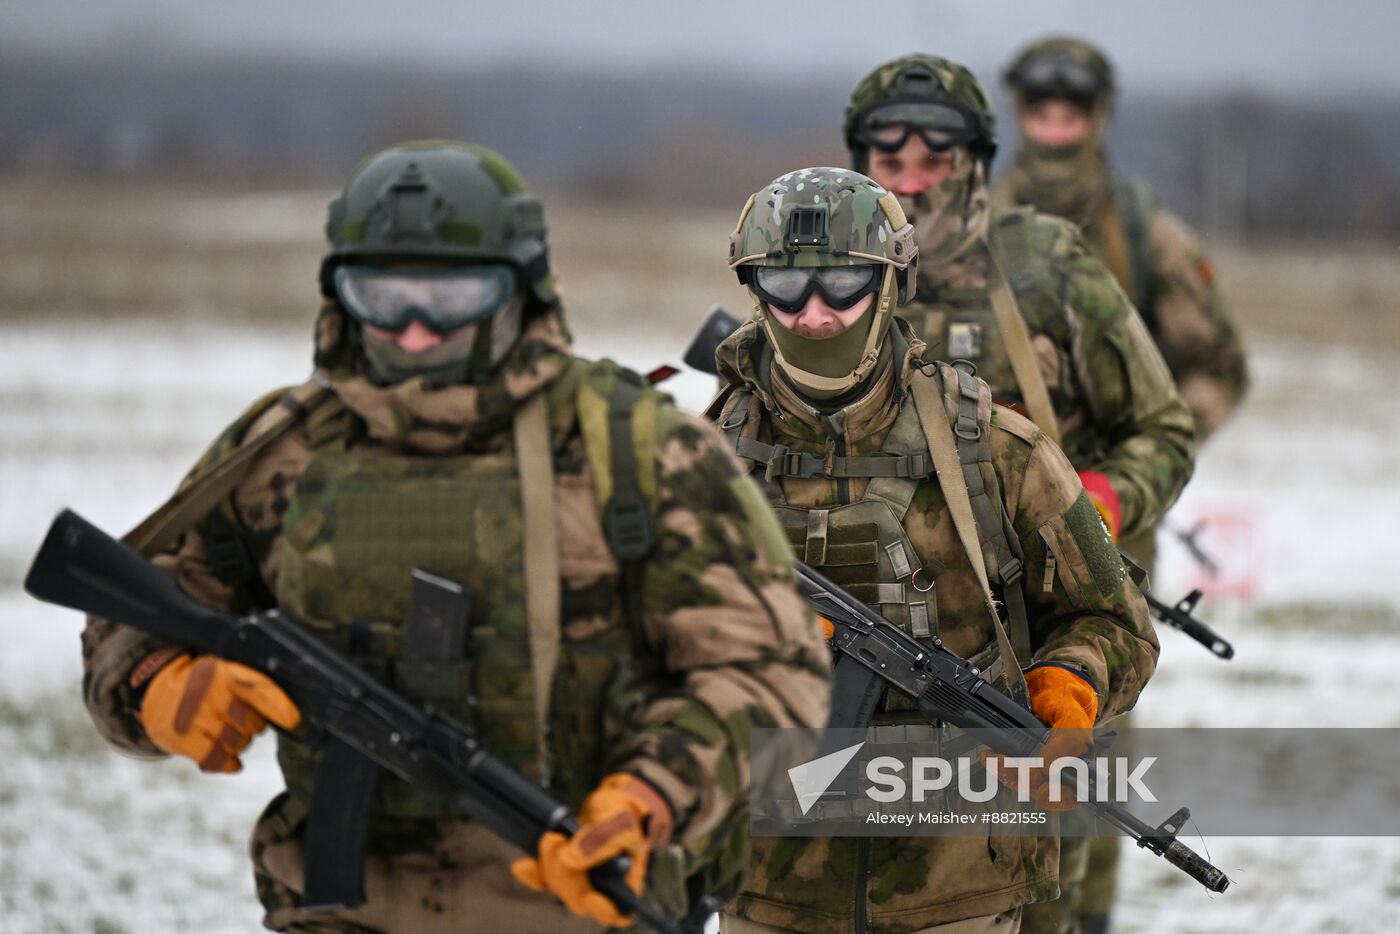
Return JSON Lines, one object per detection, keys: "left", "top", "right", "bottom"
{"left": 854, "top": 101, "right": 980, "bottom": 153}
{"left": 1010, "top": 54, "right": 1107, "bottom": 104}
{"left": 749, "top": 265, "right": 880, "bottom": 313}
{"left": 334, "top": 265, "right": 516, "bottom": 334}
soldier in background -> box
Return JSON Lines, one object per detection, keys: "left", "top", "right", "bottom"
{"left": 996, "top": 39, "right": 1252, "bottom": 932}
{"left": 842, "top": 55, "right": 1197, "bottom": 934}
{"left": 79, "top": 141, "right": 831, "bottom": 932}
{"left": 710, "top": 165, "right": 1158, "bottom": 933}
{"left": 996, "top": 36, "right": 1249, "bottom": 457}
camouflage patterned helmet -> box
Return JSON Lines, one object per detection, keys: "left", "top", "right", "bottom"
{"left": 844, "top": 54, "right": 997, "bottom": 172}
{"left": 729, "top": 167, "right": 917, "bottom": 399}
{"left": 319, "top": 140, "right": 554, "bottom": 305}
{"left": 1004, "top": 37, "right": 1115, "bottom": 110}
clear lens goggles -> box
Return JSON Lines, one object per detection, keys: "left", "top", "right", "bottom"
{"left": 1012, "top": 55, "right": 1105, "bottom": 103}
{"left": 750, "top": 265, "right": 880, "bottom": 313}
{"left": 855, "top": 101, "right": 979, "bottom": 153}
{"left": 334, "top": 265, "right": 517, "bottom": 333}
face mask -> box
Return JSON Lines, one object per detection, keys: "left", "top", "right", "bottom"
{"left": 895, "top": 149, "right": 990, "bottom": 271}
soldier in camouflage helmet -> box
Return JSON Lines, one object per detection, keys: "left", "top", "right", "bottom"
{"left": 844, "top": 54, "right": 1197, "bottom": 934}
{"left": 708, "top": 166, "right": 1158, "bottom": 933}
{"left": 79, "top": 140, "right": 831, "bottom": 933}
{"left": 995, "top": 38, "right": 1251, "bottom": 934}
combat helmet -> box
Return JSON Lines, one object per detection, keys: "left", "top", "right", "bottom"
{"left": 1004, "top": 37, "right": 1115, "bottom": 111}
{"left": 319, "top": 140, "right": 554, "bottom": 306}
{"left": 729, "top": 166, "right": 917, "bottom": 399}
{"left": 844, "top": 54, "right": 998, "bottom": 173}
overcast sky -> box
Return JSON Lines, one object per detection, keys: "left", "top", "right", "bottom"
{"left": 9, "top": 0, "right": 1399, "bottom": 98}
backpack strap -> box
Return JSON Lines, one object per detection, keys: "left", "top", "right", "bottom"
{"left": 514, "top": 392, "right": 560, "bottom": 782}
{"left": 908, "top": 363, "right": 1029, "bottom": 706}
{"left": 984, "top": 214, "right": 1063, "bottom": 446}
{"left": 123, "top": 378, "right": 332, "bottom": 556}
{"left": 1114, "top": 176, "right": 1158, "bottom": 321}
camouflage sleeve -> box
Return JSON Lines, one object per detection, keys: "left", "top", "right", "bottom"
{"left": 610, "top": 410, "right": 831, "bottom": 863}
{"left": 992, "top": 407, "right": 1159, "bottom": 720}
{"left": 1059, "top": 229, "right": 1198, "bottom": 538}
{"left": 1147, "top": 210, "right": 1249, "bottom": 440}
{"left": 80, "top": 397, "right": 310, "bottom": 756}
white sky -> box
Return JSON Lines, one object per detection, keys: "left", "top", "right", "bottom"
{"left": 7, "top": 0, "right": 1400, "bottom": 99}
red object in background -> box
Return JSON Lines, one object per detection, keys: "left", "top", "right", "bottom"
{"left": 645, "top": 364, "right": 680, "bottom": 384}
{"left": 1181, "top": 510, "right": 1258, "bottom": 602}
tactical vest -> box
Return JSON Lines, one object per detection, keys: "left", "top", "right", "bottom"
{"left": 717, "top": 353, "right": 1031, "bottom": 703}
{"left": 132, "top": 360, "right": 665, "bottom": 827}
{"left": 903, "top": 209, "right": 1069, "bottom": 428}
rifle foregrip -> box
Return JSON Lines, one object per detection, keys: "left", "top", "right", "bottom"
{"left": 25, "top": 509, "right": 229, "bottom": 652}
{"left": 1161, "top": 839, "right": 1231, "bottom": 893}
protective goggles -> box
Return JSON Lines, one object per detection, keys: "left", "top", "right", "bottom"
{"left": 334, "top": 265, "right": 517, "bottom": 333}
{"left": 744, "top": 265, "right": 880, "bottom": 314}
{"left": 1009, "top": 54, "right": 1107, "bottom": 104}
{"left": 852, "top": 101, "right": 981, "bottom": 153}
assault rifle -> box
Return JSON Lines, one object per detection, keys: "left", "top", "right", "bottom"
{"left": 24, "top": 510, "right": 708, "bottom": 934}
{"left": 678, "top": 306, "right": 1235, "bottom": 661}
{"left": 796, "top": 559, "right": 1231, "bottom": 895}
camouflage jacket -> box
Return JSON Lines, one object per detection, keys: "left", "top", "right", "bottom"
{"left": 709, "top": 320, "right": 1158, "bottom": 933}
{"left": 901, "top": 208, "right": 1197, "bottom": 539}
{"left": 80, "top": 308, "right": 831, "bottom": 933}
{"left": 993, "top": 169, "right": 1249, "bottom": 440}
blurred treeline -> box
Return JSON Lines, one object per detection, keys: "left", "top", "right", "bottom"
{"left": 4, "top": 50, "right": 1398, "bottom": 242}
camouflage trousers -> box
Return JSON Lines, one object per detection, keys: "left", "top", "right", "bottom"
{"left": 251, "top": 792, "right": 602, "bottom": 934}
{"left": 719, "top": 908, "right": 1023, "bottom": 934}
{"left": 1018, "top": 819, "right": 1091, "bottom": 934}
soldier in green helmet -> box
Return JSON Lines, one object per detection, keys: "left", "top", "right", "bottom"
{"left": 79, "top": 141, "right": 831, "bottom": 933}
{"left": 841, "top": 55, "right": 1198, "bottom": 934}
{"left": 708, "top": 166, "right": 1158, "bottom": 933}
{"left": 993, "top": 38, "right": 1251, "bottom": 934}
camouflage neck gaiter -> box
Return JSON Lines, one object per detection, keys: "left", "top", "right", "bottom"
{"left": 1004, "top": 138, "right": 1111, "bottom": 228}
{"left": 313, "top": 300, "right": 573, "bottom": 454}
{"left": 900, "top": 154, "right": 992, "bottom": 291}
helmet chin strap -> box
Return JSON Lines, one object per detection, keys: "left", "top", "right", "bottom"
{"left": 755, "top": 264, "right": 898, "bottom": 400}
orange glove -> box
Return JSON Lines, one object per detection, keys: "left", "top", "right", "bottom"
{"left": 138, "top": 654, "right": 300, "bottom": 773}
{"left": 511, "top": 773, "right": 673, "bottom": 927}
{"left": 1077, "top": 470, "right": 1123, "bottom": 543}
{"left": 984, "top": 664, "right": 1099, "bottom": 811}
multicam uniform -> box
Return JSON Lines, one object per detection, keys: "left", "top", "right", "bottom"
{"left": 80, "top": 144, "right": 830, "bottom": 933}
{"left": 842, "top": 57, "right": 1195, "bottom": 934}
{"left": 711, "top": 167, "right": 1157, "bottom": 933}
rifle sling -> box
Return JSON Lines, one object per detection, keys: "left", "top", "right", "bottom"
{"left": 985, "top": 245, "right": 1062, "bottom": 447}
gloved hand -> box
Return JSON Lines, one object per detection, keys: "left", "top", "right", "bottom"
{"left": 511, "top": 773, "right": 673, "bottom": 927}
{"left": 1076, "top": 470, "right": 1123, "bottom": 543}
{"left": 984, "top": 664, "right": 1099, "bottom": 811}
{"left": 138, "top": 653, "right": 300, "bottom": 773}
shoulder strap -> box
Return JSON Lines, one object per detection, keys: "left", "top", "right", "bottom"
{"left": 1115, "top": 176, "right": 1157, "bottom": 320}
{"left": 908, "top": 366, "right": 1029, "bottom": 705}
{"left": 984, "top": 225, "right": 1063, "bottom": 446}
{"left": 514, "top": 392, "right": 560, "bottom": 783}
{"left": 1096, "top": 189, "right": 1136, "bottom": 305}
{"left": 123, "top": 378, "right": 331, "bottom": 556}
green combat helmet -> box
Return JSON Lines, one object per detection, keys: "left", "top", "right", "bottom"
{"left": 320, "top": 140, "right": 553, "bottom": 304}
{"left": 1004, "top": 37, "right": 1115, "bottom": 112}
{"left": 317, "top": 141, "right": 556, "bottom": 386}
{"left": 844, "top": 54, "right": 998, "bottom": 173}
{"left": 729, "top": 166, "right": 917, "bottom": 399}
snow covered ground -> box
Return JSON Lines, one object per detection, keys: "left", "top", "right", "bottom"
{"left": 3, "top": 311, "right": 1399, "bottom": 932}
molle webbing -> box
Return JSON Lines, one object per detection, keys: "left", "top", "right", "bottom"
{"left": 734, "top": 436, "right": 931, "bottom": 482}
{"left": 948, "top": 362, "right": 1033, "bottom": 665}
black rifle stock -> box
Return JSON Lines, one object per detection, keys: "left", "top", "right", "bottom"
{"left": 796, "top": 559, "right": 1231, "bottom": 895}
{"left": 24, "top": 509, "right": 701, "bottom": 934}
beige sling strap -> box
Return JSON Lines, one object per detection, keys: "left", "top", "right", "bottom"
{"left": 909, "top": 369, "right": 1028, "bottom": 701}
{"left": 513, "top": 392, "right": 560, "bottom": 781}
{"left": 985, "top": 249, "right": 1063, "bottom": 447}
{"left": 123, "top": 379, "right": 331, "bottom": 555}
